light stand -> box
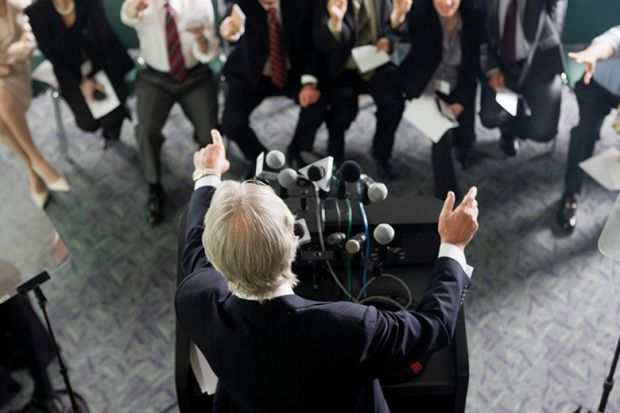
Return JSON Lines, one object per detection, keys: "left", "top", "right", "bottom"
{"left": 17, "top": 271, "right": 89, "bottom": 413}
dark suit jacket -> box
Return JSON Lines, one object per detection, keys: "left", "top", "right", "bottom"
{"left": 175, "top": 186, "right": 472, "bottom": 413}
{"left": 313, "top": 0, "right": 399, "bottom": 80}
{"left": 26, "top": 0, "right": 133, "bottom": 96}
{"left": 222, "top": 0, "right": 318, "bottom": 91}
{"left": 479, "top": 0, "right": 566, "bottom": 85}
{"left": 397, "top": 0, "right": 484, "bottom": 106}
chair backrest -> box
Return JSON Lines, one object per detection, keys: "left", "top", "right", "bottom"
{"left": 562, "top": 0, "right": 620, "bottom": 45}
{"left": 103, "top": 0, "right": 139, "bottom": 49}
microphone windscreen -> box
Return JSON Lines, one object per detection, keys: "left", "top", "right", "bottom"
{"left": 277, "top": 168, "right": 298, "bottom": 189}
{"left": 307, "top": 165, "right": 325, "bottom": 182}
{"left": 373, "top": 224, "right": 395, "bottom": 245}
{"left": 266, "top": 150, "right": 286, "bottom": 169}
{"left": 339, "top": 161, "right": 361, "bottom": 183}
{"left": 367, "top": 183, "right": 388, "bottom": 203}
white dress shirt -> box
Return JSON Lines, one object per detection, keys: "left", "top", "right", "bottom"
{"left": 121, "top": 0, "right": 219, "bottom": 72}
{"left": 498, "top": 0, "right": 530, "bottom": 61}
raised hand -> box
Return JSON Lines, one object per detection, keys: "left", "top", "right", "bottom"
{"left": 392, "top": 0, "right": 413, "bottom": 15}
{"left": 438, "top": 187, "right": 479, "bottom": 250}
{"left": 220, "top": 16, "right": 241, "bottom": 42}
{"left": 127, "top": 0, "right": 149, "bottom": 18}
{"left": 327, "top": 0, "right": 347, "bottom": 24}
{"left": 193, "top": 130, "right": 230, "bottom": 175}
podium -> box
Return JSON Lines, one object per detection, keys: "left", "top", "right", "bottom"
{"left": 174, "top": 196, "right": 469, "bottom": 413}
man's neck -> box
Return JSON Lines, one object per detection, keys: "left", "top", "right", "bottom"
{"left": 234, "top": 282, "right": 294, "bottom": 301}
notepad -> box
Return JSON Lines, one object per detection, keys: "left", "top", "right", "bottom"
{"left": 82, "top": 71, "right": 121, "bottom": 120}
{"left": 495, "top": 88, "right": 519, "bottom": 116}
{"left": 351, "top": 45, "right": 390, "bottom": 74}
{"left": 402, "top": 95, "right": 459, "bottom": 143}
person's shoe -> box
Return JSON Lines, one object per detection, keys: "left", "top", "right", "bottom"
{"left": 556, "top": 193, "right": 577, "bottom": 233}
{"left": 31, "top": 165, "right": 70, "bottom": 192}
{"left": 31, "top": 188, "right": 50, "bottom": 209}
{"left": 146, "top": 191, "right": 166, "bottom": 225}
{"left": 102, "top": 129, "right": 120, "bottom": 150}
{"left": 375, "top": 159, "right": 401, "bottom": 181}
{"left": 20, "top": 395, "right": 64, "bottom": 413}
{"left": 499, "top": 133, "right": 519, "bottom": 157}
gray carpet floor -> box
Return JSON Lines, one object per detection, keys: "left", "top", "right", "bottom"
{"left": 1, "top": 84, "right": 619, "bottom": 413}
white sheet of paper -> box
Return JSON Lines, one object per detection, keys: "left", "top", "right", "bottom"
{"left": 31, "top": 60, "right": 59, "bottom": 89}
{"left": 579, "top": 147, "right": 620, "bottom": 191}
{"left": 402, "top": 95, "right": 459, "bottom": 143}
{"left": 351, "top": 45, "right": 390, "bottom": 73}
{"left": 495, "top": 89, "right": 519, "bottom": 116}
{"left": 83, "top": 71, "right": 121, "bottom": 120}
{"left": 599, "top": 193, "right": 620, "bottom": 262}
{"left": 189, "top": 342, "right": 219, "bottom": 395}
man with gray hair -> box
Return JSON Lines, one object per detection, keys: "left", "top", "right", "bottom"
{"left": 176, "top": 130, "right": 479, "bottom": 412}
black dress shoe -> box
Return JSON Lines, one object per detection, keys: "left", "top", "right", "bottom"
{"left": 146, "top": 191, "right": 165, "bottom": 225}
{"left": 556, "top": 193, "right": 577, "bottom": 233}
{"left": 375, "top": 160, "right": 401, "bottom": 181}
{"left": 499, "top": 133, "right": 519, "bottom": 157}
{"left": 101, "top": 129, "right": 120, "bottom": 150}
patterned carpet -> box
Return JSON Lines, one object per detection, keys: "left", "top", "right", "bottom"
{"left": 1, "top": 83, "right": 619, "bottom": 413}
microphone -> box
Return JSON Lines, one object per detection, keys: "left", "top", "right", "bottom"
{"left": 373, "top": 224, "right": 395, "bottom": 272}
{"left": 337, "top": 161, "right": 362, "bottom": 199}
{"left": 345, "top": 233, "right": 367, "bottom": 255}
{"left": 360, "top": 174, "right": 388, "bottom": 203}
{"left": 307, "top": 165, "right": 325, "bottom": 182}
{"left": 265, "top": 150, "right": 286, "bottom": 170}
{"left": 327, "top": 232, "right": 346, "bottom": 247}
{"left": 277, "top": 168, "right": 299, "bottom": 190}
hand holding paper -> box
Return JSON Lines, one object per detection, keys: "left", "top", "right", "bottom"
{"left": 351, "top": 45, "right": 390, "bottom": 74}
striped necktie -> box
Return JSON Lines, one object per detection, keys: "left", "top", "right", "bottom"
{"left": 164, "top": 3, "right": 188, "bottom": 82}
{"left": 267, "top": 7, "right": 287, "bottom": 89}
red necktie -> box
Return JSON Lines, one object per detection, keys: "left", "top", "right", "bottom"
{"left": 500, "top": 0, "right": 518, "bottom": 64}
{"left": 267, "top": 7, "right": 287, "bottom": 89}
{"left": 164, "top": 3, "right": 188, "bottom": 82}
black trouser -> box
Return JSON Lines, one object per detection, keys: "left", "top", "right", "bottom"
{"left": 564, "top": 78, "right": 620, "bottom": 195}
{"left": 479, "top": 60, "right": 562, "bottom": 143}
{"left": 221, "top": 74, "right": 325, "bottom": 161}
{"left": 135, "top": 64, "right": 219, "bottom": 184}
{"left": 0, "top": 295, "right": 55, "bottom": 406}
{"left": 64, "top": 75, "right": 129, "bottom": 138}
{"left": 317, "top": 64, "right": 404, "bottom": 163}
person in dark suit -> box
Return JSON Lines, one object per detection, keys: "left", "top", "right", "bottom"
{"left": 556, "top": 26, "right": 620, "bottom": 233}
{"left": 312, "top": 0, "right": 412, "bottom": 178}
{"left": 395, "top": 0, "right": 484, "bottom": 198}
{"left": 0, "top": 295, "right": 59, "bottom": 413}
{"left": 122, "top": 0, "right": 220, "bottom": 225}
{"left": 26, "top": 0, "right": 134, "bottom": 148}
{"left": 175, "top": 129, "right": 479, "bottom": 412}
{"left": 219, "top": 0, "right": 324, "bottom": 169}
{"left": 478, "top": 0, "right": 566, "bottom": 156}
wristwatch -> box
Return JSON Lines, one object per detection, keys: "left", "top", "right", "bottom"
{"left": 192, "top": 168, "right": 220, "bottom": 182}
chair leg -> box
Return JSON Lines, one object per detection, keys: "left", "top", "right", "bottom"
{"left": 51, "top": 89, "right": 69, "bottom": 160}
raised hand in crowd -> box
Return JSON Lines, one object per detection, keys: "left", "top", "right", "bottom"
{"left": 193, "top": 130, "right": 230, "bottom": 175}
{"left": 298, "top": 84, "right": 321, "bottom": 108}
{"left": 327, "top": 0, "right": 347, "bottom": 30}
{"left": 220, "top": 12, "right": 243, "bottom": 42}
{"left": 487, "top": 70, "right": 505, "bottom": 93}
{"left": 126, "top": 0, "right": 149, "bottom": 19}
{"left": 438, "top": 187, "right": 479, "bottom": 251}
{"left": 391, "top": 0, "right": 412, "bottom": 28}
{"left": 569, "top": 42, "right": 615, "bottom": 85}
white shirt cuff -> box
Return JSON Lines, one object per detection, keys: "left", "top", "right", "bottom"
{"left": 438, "top": 243, "right": 474, "bottom": 278}
{"left": 300, "top": 75, "right": 318, "bottom": 86}
{"left": 194, "top": 176, "right": 222, "bottom": 190}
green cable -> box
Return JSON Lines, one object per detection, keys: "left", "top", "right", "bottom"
{"left": 345, "top": 198, "right": 353, "bottom": 296}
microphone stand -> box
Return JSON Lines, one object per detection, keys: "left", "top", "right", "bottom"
{"left": 574, "top": 334, "right": 620, "bottom": 413}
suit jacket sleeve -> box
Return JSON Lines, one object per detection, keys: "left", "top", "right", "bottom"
{"left": 358, "top": 257, "right": 471, "bottom": 377}
{"left": 451, "top": 10, "right": 484, "bottom": 106}
{"left": 313, "top": 0, "right": 353, "bottom": 55}
{"left": 478, "top": 1, "right": 499, "bottom": 75}
{"left": 546, "top": 0, "right": 567, "bottom": 36}
{"left": 181, "top": 186, "right": 217, "bottom": 277}
{"left": 26, "top": 3, "right": 82, "bottom": 94}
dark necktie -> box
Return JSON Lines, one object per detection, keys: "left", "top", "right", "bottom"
{"left": 355, "top": 0, "right": 372, "bottom": 47}
{"left": 164, "top": 3, "right": 187, "bottom": 82}
{"left": 267, "top": 7, "right": 287, "bottom": 89}
{"left": 500, "top": 0, "right": 518, "bottom": 64}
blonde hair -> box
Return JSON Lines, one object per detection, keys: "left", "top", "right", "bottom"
{"left": 203, "top": 181, "right": 299, "bottom": 300}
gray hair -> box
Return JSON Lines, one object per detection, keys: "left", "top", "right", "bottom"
{"left": 202, "top": 181, "right": 299, "bottom": 300}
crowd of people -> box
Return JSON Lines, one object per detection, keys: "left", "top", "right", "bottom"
{"left": 0, "top": 0, "right": 618, "bottom": 226}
